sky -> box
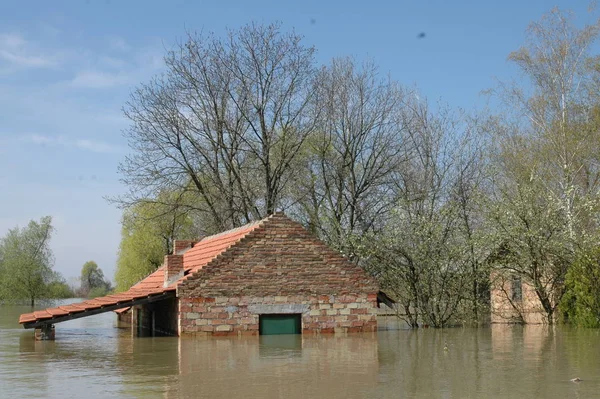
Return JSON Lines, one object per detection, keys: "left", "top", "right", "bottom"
{"left": 0, "top": 0, "right": 596, "bottom": 284}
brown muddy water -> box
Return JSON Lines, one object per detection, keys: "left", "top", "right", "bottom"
{"left": 2, "top": 300, "right": 600, "bottom": 399}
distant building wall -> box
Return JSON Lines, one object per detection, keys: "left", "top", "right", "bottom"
{"left": 490, "top": 271, "right": 547, "bottom": 324}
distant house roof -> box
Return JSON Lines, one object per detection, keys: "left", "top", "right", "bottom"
{"left": 19, "top": 217, "right": 265, "bottom": 327}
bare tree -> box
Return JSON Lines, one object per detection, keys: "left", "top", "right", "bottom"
{"left": 495, "top": 7, "right": 600, "bottom": 240}
{"left": 293, "top": 58, "right": 406, "bottom": 256}
{"left": 119, "top": 23, "right": 318, "bottom": 231}
{"left": 365, "top": 99, "right": 487, "bottom": 327}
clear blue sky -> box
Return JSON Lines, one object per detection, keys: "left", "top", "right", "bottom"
{"left": 0, "top": 0, "right": 595, "bottom": 283}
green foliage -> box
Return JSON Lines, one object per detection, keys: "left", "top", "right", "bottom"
{"left": 0, "top": 216, "right": 56, "bottom": 306}
{"left": 87, "top": 285, "right": 111, "bottom": 299}
{"left": 486, "top": 6, "right": 600, "bottom": 324}
{"left": 369, "top": 198, "right": 484, "bottom": 328}
{"left": 115, "top": 198, "right": 196, "bottom": 292}
{"left": 485, "top": 174, "right": 574, "bottom": 323}
{"left": 561, "top": 246, "right": 600, "bottom": 327}
{"left": 80, "top": 260, "right": 110, "bottom": 296}
{"left": 359, "top": 101, "right": 488, "bottom": 328}
{"left": 47, "top": 279, "right": 74, "bottom": 299}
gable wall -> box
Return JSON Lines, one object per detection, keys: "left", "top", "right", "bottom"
{"left": 177, "top": 213, "right": 379, "bottom": 335}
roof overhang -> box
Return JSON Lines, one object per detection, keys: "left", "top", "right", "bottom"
{"left": 20, "top": 291, "right": 176, "bottom": 329}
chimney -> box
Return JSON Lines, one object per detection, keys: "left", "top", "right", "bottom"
{"left": 163, "top": 254, "right": 184, "bottom": 287}
{"left": 173, "top": 239, "right": 197, "bottom": 254}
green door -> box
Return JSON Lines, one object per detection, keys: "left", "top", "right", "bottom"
{"left": 259, "top": 314, "right": 301, "bottom": 335}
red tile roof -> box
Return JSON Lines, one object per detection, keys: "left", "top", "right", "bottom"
{"left": 183, "top": 220, "right": 262, "bottom": 273}
{"left": 19, "top": 218, "right": 265, "bottom": 326}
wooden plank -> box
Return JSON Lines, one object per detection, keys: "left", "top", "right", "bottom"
{"left": 22, "top": 291, "right": 176, "bottom": 329}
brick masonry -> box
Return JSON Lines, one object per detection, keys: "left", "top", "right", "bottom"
{"left": 490, "top": 271, "right": 547, "bottom": 324}
{"left": 164, "top": 254, "right": 184, "bottom": 286}
{"left": 174, "top": 240, "right": 196, "bottom": 254}
{"left": 178, "top": 294, "right": 378, "bottom": 336}
{"left": 177, "top": 213, "right": 380, "bottom": 336}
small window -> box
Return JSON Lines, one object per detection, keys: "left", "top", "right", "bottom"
{"left": 511, "top": 276, "right": 522, "bottom": 302}
{"left": 259, "top": 314, "right": 301, "bottom": 335}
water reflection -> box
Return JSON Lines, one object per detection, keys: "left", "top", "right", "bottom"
{"left": 171, "top": 333, "right": 379, "bottom": 399}
{"left": 3, "top": 302, "right": 600, "bottom": 399}
{"left": 258, "top": 334, "right": 303, "bottom": 358}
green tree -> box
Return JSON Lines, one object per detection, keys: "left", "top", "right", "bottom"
{"left": 47, "top": 272, "right": 74, "bottom": 299}
{"left": 80, "top": 261, "right": 110, "bottom": 297}
{"left": 485, "top": 172, "right": 573, "bottom": 324}
{"left": 362, "top": 100, "right": 487, "bottom": 328}
{"left": 0, "top": 216, "right": 55, "bottom": 306}
{"left": 115, "top": 199, "right": 197, "bottom": 292}
{"left": 561, "top": 245, "right": 600, "bottom": 327}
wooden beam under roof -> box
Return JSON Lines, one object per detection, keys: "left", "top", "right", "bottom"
{"left": 21, "top": 291, "right": 176, "bottom": 329}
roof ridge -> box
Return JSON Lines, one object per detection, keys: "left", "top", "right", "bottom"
{"left": 178, "top": 212, "right": 293, "bottom": 285}
{"left": 197, "top": 215, "right": 272, "bottom": 243}
{"left": 178, "top": 215, "right": 281, "bottom": 283}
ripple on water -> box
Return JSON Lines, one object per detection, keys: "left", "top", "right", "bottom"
{"left": 2, "top": 302, "right": 600, "bottom": 399}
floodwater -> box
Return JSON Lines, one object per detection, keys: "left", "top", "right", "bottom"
{"left": 2, "top": 300, "right": 600, "bottom": 399}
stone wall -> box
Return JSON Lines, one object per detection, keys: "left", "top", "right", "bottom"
{"left": 178, "top": 294, "right": 378, "bottom": 336}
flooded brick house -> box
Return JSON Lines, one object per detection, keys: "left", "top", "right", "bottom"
{"left": 20, "top": 213, "right": 383, "bottom": 338}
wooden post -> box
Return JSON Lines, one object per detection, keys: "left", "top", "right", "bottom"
{"left": 152, "top": 310, "right": 156, "bottom": 337}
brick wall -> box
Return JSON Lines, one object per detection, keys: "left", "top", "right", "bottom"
{"left": 177, "top": 213, "right": 379, "bottom": 335}
{"left": 178, "top": 294, "right": 378, "bottom": 336}
{"left": 490, "top": 271, "right": 548, "bottom": 324}
{"left": 164, "top": 254, "right": 184, "bottom": 286}
{"left": 174, "top": 240, "right": 197, "bottom": 254}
